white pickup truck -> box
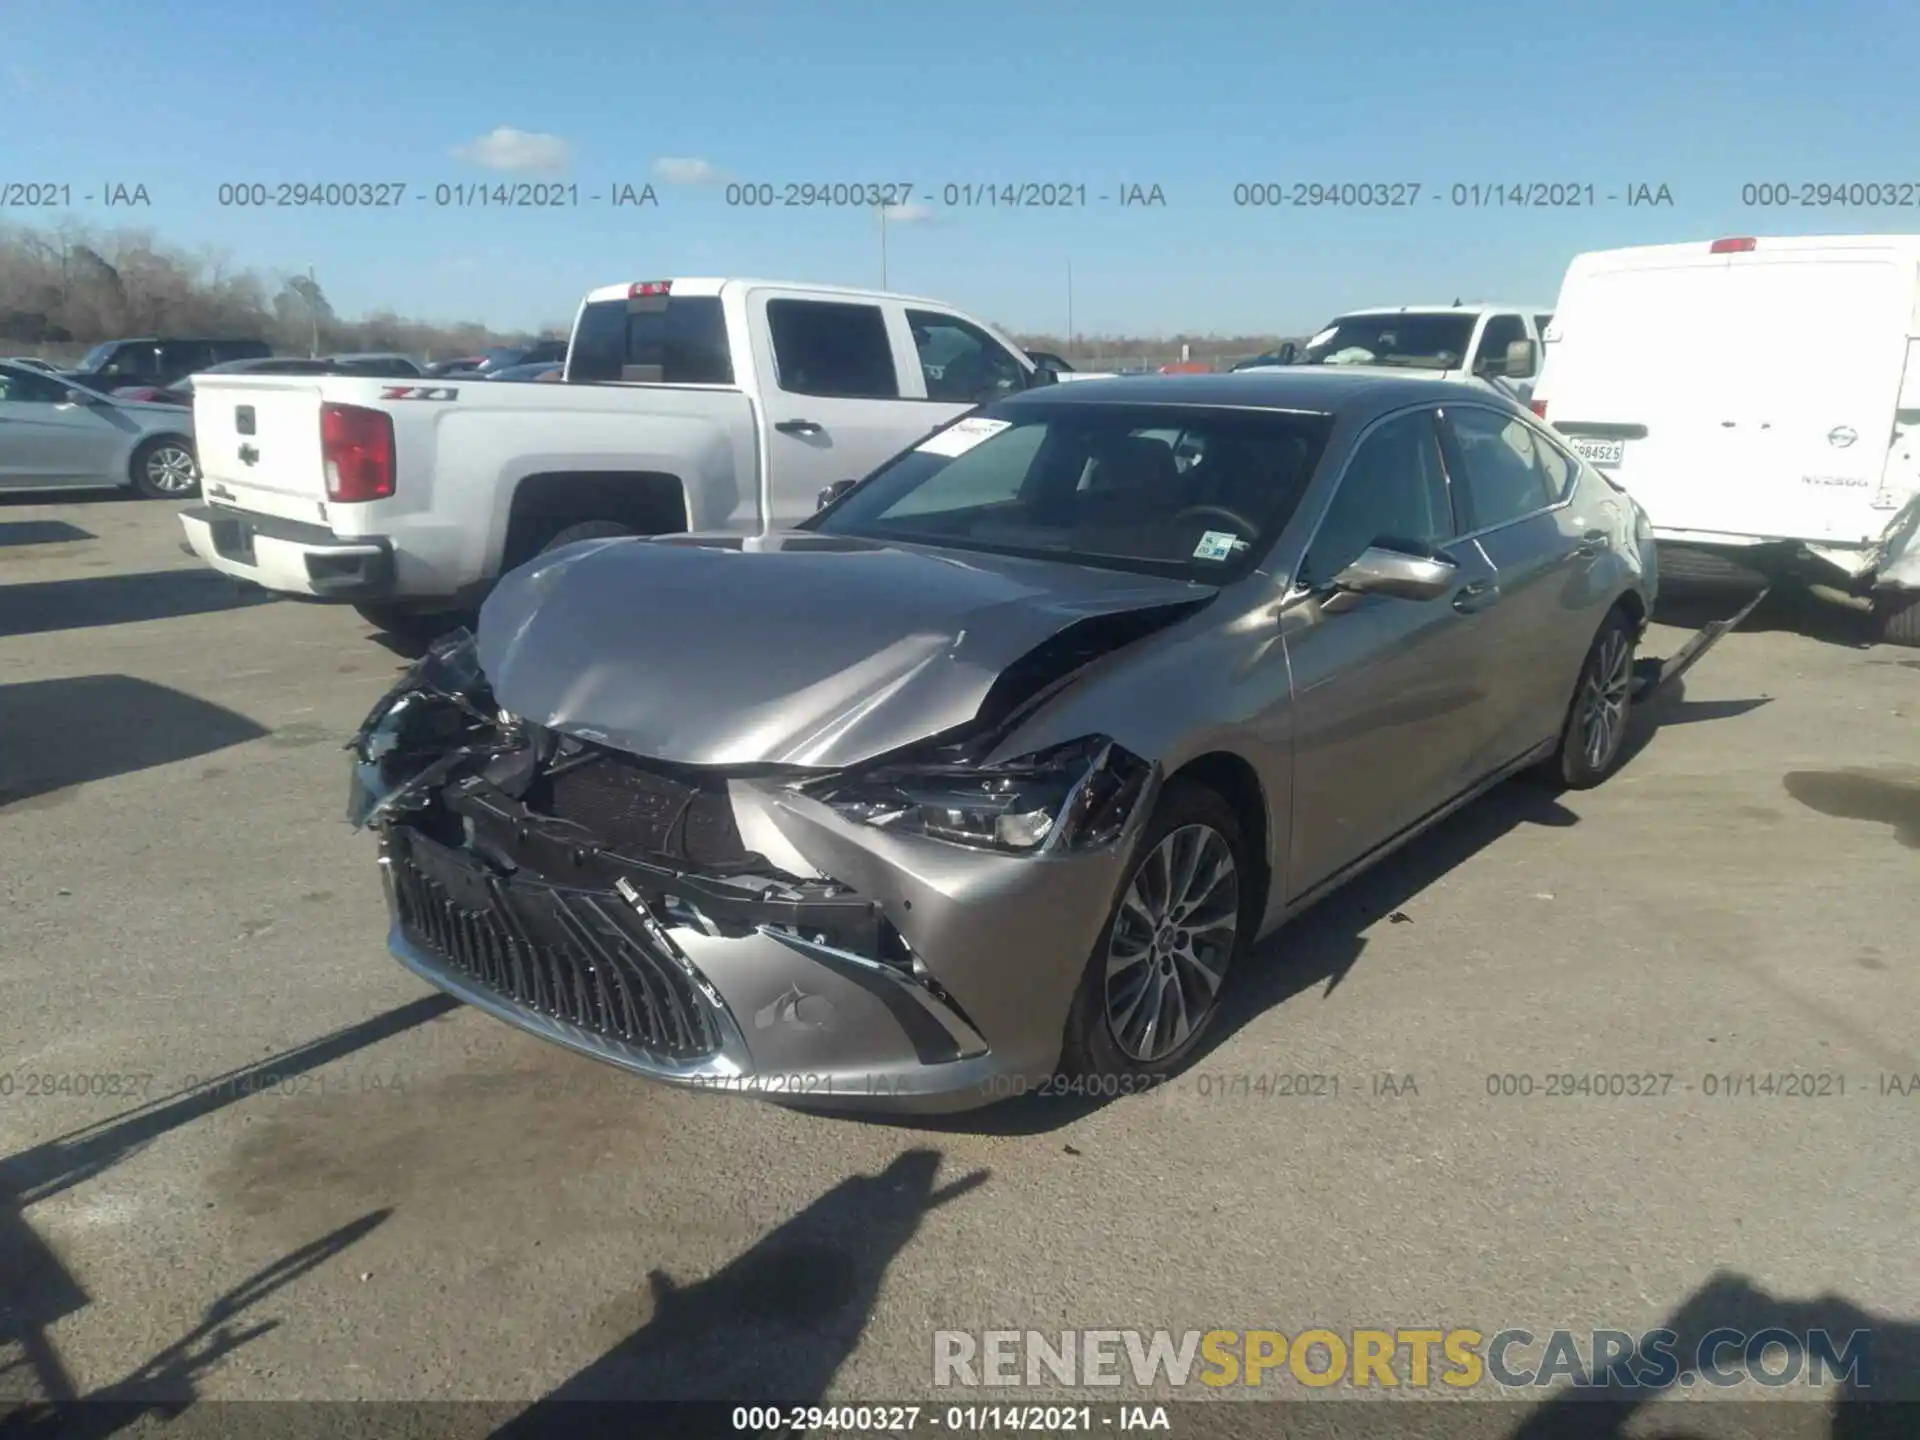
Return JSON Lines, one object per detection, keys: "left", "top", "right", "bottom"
{"left": 179, "top": 278, "right": 1052, "bottom": 632}
{"left": 1242, "top": 302, "right": 1554, "bottom": 402}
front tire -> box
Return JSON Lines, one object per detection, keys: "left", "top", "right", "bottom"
{"left": 1057, "top": 781, "right": 1251, "bottom": 1084}
{"left": 538, "top": 520, "right": 635, "bottom": 555}
{"left": 130, "top": 436, "right": 200, "bottom": 499}
{"left": 1548, "top": 608, "right": 1637, "bottom": 789}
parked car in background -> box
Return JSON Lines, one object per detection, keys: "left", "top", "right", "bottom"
{"left": 0, "top": 360, "right": 200, "bottom": 497}
{"left": 5, "top": 357, "right": 64, "bottom": 374}
{"left": 454, "top": 340, "right": 569, "bottom": 377}
{"left": 62, "top": 337, "right": 271, "bottom": 394}
{"left": 178, "top": 277, "right": 1054, "bottom": 636}
{"left": 1533, "top": 234, "right": 1920, "bottom": 645}
{"left": 343, "top": 370, "right": 1704, "bottom": 1113}
{"left": 1263, "top": 304, "right": 1553, "bottom": 403}
{"left": 425, "top": 357, "right": 488, "bottom": 377}
{"left": 485, "top": 361, "right": 564, "bottom": 382}
{"left": 1159, "top": 361, "right": 1213, "bottom": 374}
{"left": 116, "top": 354, "right": 427, "bottom": 407}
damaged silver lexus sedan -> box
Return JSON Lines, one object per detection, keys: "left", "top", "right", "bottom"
{"left": 347, "top": 371, "right": 1694, "bottom": 1113}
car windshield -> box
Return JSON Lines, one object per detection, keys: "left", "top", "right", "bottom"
{"left": 808, "top": 401, "right": 1332, "bottom": 582}
{"left": 1297, "top": 314, "right": 1476, "bottom": 370}
{"left": 75, "top": 342, "right": 119, "bottom": 371}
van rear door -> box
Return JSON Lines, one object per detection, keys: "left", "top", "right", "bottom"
{"left": 1537, "top": 251, "right": 1737, "bottom": 533}
{"left": 1713, "top": 250, "right": 1914, "bottom": 545}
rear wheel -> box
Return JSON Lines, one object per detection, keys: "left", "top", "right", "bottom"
{"left": 1876, "top": 590, "right": 1920, "bottom": 648}
{"left": 129, "top": 436, "right": 200, "bottom": 499}
{"left": 1057, "top": 781, "right": 1250, "bottom": 1085}
{"left": 1546, "top": 609, "right": 1637, "bottom": 789}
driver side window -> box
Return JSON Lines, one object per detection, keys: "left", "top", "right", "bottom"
{"left": 1299, "top": 408, "right": 1455, "bottom": 588}
{"left": 0, "top": 368, "right": 70, "bottom": 403}
{"left": 906, "top": 309, "right": 1028, "bottom": 404}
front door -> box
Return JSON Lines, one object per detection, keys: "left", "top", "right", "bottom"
{"left": 1283, "top": 405, "right": 1499, "bottom": 897}
{"left": 0, "top": 368, "right": 127, "bottom": 486}
{"left": 748, "top": 291, "right": 936, "bottom": 530}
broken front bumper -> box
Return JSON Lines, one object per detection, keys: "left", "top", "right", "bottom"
{"left": 350, "top": 640, "right": 1144, "bottom": 1112}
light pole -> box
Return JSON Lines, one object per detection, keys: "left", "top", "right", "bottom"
{"left": 1066, "top": 259, "right": 1074, "bottom": 357}
{"left": 879, "top": 205, "right": 889, "bottom": 289}
{"left": 307, "top": 264, "right": 320, "bottom": 357}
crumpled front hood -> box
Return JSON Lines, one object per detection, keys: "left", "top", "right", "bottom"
{"left": 476, "top": 531, "right": 1215, "bottom": 769}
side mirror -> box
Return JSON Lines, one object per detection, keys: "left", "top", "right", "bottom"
{"left": 1504, "top": 338, "right": 1538, "bottom": 378}
{"left": 1275, "top": 342, "right": 1298, "bottom": 364}
{"left": 1328, "top": 544, "right": 1458, "bottom": 602}
{"left": 816, "top": 479, "right": 858, "bottom": 511}
{"left": 1025, "top": 364, "right": 1058, "bottom": 388}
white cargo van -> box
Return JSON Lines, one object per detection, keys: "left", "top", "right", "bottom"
{"left": 1531, "top": 235, "right": 1920, "bottom": 645}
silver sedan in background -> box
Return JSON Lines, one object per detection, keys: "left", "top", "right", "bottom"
{"left": 346, "top": 371, "right": 1704, "bottom": 1113}
{"left": 0, "top": 360, "right": 200, "bottom": 498}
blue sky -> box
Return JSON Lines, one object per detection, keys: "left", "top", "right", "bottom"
{"left": 6, "top": 0, "right": 1919, "bottom": 337}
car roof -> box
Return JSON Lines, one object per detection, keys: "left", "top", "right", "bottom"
{"left": 997, "top": 368, "right": 1516, "bottom": 419}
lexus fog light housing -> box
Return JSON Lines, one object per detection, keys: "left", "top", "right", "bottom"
{"left": 803, "top": 737, "right": 1152, "bottom": 855}
{"left": 345, "top": 628, "right": 499, "bottom": 827}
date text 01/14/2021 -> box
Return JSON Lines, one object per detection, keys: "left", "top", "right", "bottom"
{"left": 721, "top": 182, "right": 1168, "bottom": 208}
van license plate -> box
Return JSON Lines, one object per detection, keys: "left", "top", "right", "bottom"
{"left": 1571, "top": 437, "right": 1624, "bottom": 466}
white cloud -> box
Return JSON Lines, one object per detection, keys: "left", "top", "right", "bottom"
{"left": 652, "top": 156, "right": 722, "bottom": 185}
{"left": 452, "top": 127, "right": 572, "bottom": 176}
{"left": 882, "top": 202, "right": 934, "bottom": 223}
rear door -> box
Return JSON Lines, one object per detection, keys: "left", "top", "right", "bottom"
{"left": 1437, "top": 402, "right": 1600, "bottom": 767}
{"left": 1538, "top": 253, "right": 1734, "bottom": 532}
{"left": 192, "top": 378, "right": 334, "bottom": 524}
{"left": 749, "top": 291, "right": 934, "bottom": 529}
{"left": 1714, "top": 250, "right": 1913, "bottom": 544}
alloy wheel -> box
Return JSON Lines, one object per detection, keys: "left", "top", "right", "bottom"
{"left": 1579, "top": 628, "right": 1633, "bottom": 769}
{"left": 146, "top": 445, "right": 199, "bottom": 495}
{"left": 1104, "top": 823, "right": 1239, "bottom": 1063}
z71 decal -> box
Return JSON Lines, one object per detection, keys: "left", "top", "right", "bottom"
{"left": 378, "top": 386, "right": 460, "bottom": 401}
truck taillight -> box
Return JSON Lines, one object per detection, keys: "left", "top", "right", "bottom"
{"left": 629, "top": 281, "right": 672, "bottom": 298}
{"left": 1530, "top": 399, "right": 1548, "bottom": 418}
{"left": 320, "top": 402, "right": 395, "bottom": 501}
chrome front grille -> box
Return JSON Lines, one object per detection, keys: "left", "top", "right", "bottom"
{"left": 387, "top": 838, "right": 720, "bottom": 1063}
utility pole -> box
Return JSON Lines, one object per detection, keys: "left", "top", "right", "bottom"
{"left": 307, "top": 264, "right": 320, "bottom": 357}
{"left": 879, "top": 206, "right": 889, "bottom": 289}
{"left": 1066, "top": 259, "right": 1074, "bottom": 356}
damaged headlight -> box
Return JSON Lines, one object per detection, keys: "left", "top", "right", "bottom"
{"left": 346, "top": 629, "right": 502, "bottom": 828}
{"left": 801, "top": 737, "right": 1152, "bottom": 855}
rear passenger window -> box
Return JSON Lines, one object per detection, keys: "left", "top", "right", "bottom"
{"left": 1441, "top": 406, "right": 1557, "bottom": 529}
{"left": 767, "top": 299, "right": 899, "bottom": 399}
{"left": 1530, "top": 427, "right": 1576, "bottom": 501}
{"left": 567, "top": 295, "right": 733, "bottom": 385}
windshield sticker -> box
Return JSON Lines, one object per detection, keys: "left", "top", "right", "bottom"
{"left": 916, "top": 416, "right": 1012, "bottom": 458}
{"left": 1193, "top": 530, "right": 1247, "bottom": 562}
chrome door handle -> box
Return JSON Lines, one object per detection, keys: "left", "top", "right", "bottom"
{"left": 1452, "top": 580, "right": 1501, "bottom": 613}
{"left": 1572, "top": 528, "right": 1608, "bottom": 558}
{"left": 775, "top": 419, "right": 823, "bottom": 436}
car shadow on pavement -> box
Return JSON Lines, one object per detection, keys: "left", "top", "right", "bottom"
{"left": 489, "top": 1148, "right": 989, "bottom": 1436}
{"left": 0, "top": 519, "right": 95, "bottom": 546}
{"left": 0, "top": 995, "right": 456, "bottom": 1409}
{"left": 1656, "top": 586, "right": 1878, "bottom": 649}
{"left": 0, "top": 675, "right": 270, "bottom": 809}
{"left": 1502, "top": 1270, "right": 1920, "bottom": 1439}
{"left": 0, "top": 568, "right": 276, "bottom": 639}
